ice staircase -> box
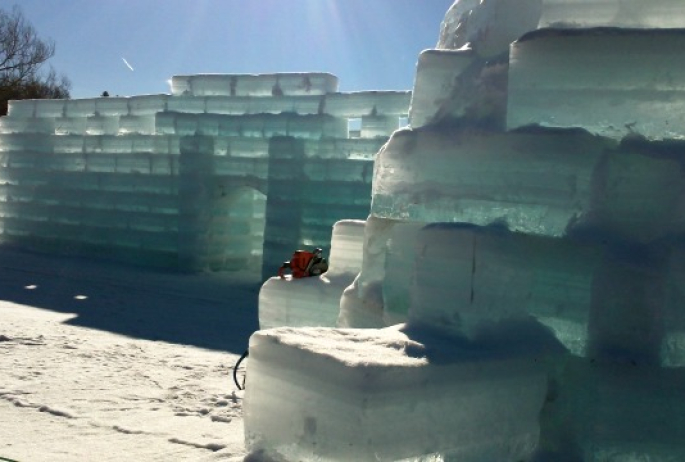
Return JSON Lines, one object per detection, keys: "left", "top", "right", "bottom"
{"left": 244, "top": 1, "right": 685, "bottom": 461}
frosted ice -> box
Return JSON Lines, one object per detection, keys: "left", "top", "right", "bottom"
{"left": 507, "top": 29, "right": 685, "bottom": 140}
{"left": 408, "top": 49, "right": 507, "bottom": 129}
{"left": 258, "top": 220, "right": 365, "bottom": 330}
{"left": 244, "top": 325, "right": 550, "bottom": 462}
{"left": 437, "top": 0, "right": 542, "bottom": 57}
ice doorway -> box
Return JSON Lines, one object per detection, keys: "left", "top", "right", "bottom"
{"left": 206, "top": 186, "right": 267, "bottom": 272}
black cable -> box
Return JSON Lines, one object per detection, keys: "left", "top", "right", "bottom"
{"left": 233, "top": 349, "right": 249, "bottom": 390}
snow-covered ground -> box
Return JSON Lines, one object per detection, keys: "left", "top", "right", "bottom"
{"left": 0, "top": 246, "right": 262, "bottom": 461}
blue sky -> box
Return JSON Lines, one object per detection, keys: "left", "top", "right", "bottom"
{"left": 4, "top": 1, "right": 454, "bottom": 99}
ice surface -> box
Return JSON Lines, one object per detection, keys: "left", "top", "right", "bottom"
{"left": 205, "top": 95, "right": 322, "bottom": 116}
{"left": 258, "top": 220, "right": 365, "bottom": 329}
{"left": 338, "top": 216, "right": 400, "bottom": 329}
{"left": 323, "top": 91, "right": 411, "bottom": 118}
{"left": 0, "top": 117, "right": 55, "bottom": 134}
{"left": 508, "top": 29, "right": 685, "bottom": 140}
{"left": 170, "top": 73, "right": 339, "bottom": 97}
{"left": 409, "top": 49, "right": 475, "bottom": 128}
{"left": 539, "top": 0, "right": 685, "bottom": 29}
{"left": 437, "top": 0, "right": 543, "bottom": 57}
{"left": 244, "top": 325, "right": 550, "bottom": 462}
{"left": 372, "top": 127, "right": 685, "bottom": 242}
{"left": 409, "top": 48, "right": 508, "bottom": 129}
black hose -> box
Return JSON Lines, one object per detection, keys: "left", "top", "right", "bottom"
{"left": 233, "top": 349, "right": 249, "bottom": 390}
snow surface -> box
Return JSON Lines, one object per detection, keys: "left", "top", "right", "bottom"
{"left": 0, "top": 246, "right": 261, "bottom": 461}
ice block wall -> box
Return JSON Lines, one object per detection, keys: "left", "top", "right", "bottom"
{"left": 0, "top": 74, "right": 410, "bottom": 273}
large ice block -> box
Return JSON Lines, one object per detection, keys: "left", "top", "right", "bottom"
{"left": 258, "top": 220, "right": 365, "bottom": 329}
{"left": 170, "top": 73, "right": 339, "bottom": 97}
{"left": 539, "top": 0, "right": 685, "bottom": 29}
{"left": 437, "top": 0, "right": 543, "bottom": 57}
{"left": 408, "top": 223, "right": 600, "bottom": 347}
{"left": 437, "top": 0, "right": 685, "bottom": 58}
{"left": 205, "top": 95, "right": 322, "bottom": 116}
{"left": 324, "top": 91, "right": 411, "bottom": 118}
{"left": 244, "top": 325, "right": 550, "bottom": 462}
{"left": 0, "top": 117, "right": 55, "bottom": 134}
{"left": 372, "top": 127, "right": 685, "bottom": 242}
{"left": 508, "top": 29, "right": 685, "bottom": 140}
{"left": 540, "top": 358, "right": 685, "bottom": 460}
{"left": 409, "top": 49, "right": 475, "bottom": 128}
{"left": 127, "top": 94, "right": 169, "bottom": 115}
{"left": 409, "top": 48, "right": 507, "bottom": 129}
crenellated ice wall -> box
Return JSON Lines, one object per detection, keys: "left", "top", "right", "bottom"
{"left": 0, "top": 74, "right": 410, "bottom": 275}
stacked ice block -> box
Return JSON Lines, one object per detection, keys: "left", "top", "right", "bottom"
{"left": 0, "top": 74, "right": 410, "bottom": 273}
{"left": 258, "top": 220, "right": 365, "bottom": 329}
{"left": 246, "top": 1, "right": 685, "bottom": 460}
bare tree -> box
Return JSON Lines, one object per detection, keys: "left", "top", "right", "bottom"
{"left": 0, "top": 5, "right": 70, "bottom": 115}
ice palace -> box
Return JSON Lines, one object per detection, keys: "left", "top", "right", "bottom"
{"left": 3, "top": 0, "right": 685, "bottom": 460}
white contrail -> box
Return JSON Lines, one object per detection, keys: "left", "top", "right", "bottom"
{"left": 122, "top": 57, "right": 134, "bottom": 71}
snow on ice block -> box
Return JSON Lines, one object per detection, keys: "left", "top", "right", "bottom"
{"left": 508, "top": 29, "right": 685, "bottom": 140}
{"left": 258, "top": 220, "right": 365, "bottom": 329}
{"left": 244, "top": 325, "right": 550, "bottom": 462}
{"left": 170, "top": 73, "right": 339, "bottom": 97}
{"left": 372, "top": 127, "right": 685, "bottom": 242}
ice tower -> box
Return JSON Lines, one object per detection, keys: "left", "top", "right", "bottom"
{"left": 244, "top": 1, "right": 685, "bottom": 461}
{"left": 0, "top": 74, "right": 409, "bottom": 276}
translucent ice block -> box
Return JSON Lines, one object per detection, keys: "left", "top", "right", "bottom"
{"left": 372, "top": 127, "right": 685, "bottom": 242}
{"left": 7, "top": 100, "right": 37, "bottom": 118}
{"left": 64, "top": 99, "right": 98, "bottom": 117}
{"left": 85, "top": 115, "right": 119, "bottom": 135}
{"left": 0, "top": 117, "right": 55, "bottom": 134}
{"left": 205, "top": 95, "right": 322, "bottom": 116}
{"left": 118, "top": 115, "right": 155, "bottom": 135}
{"left": 409, "top": 224, "right": 598, "bottom": 346}
{"left": 54, "top": 117, "right": 87, "bottom": 135}
{"left": 33, "top": 100, "right": 66, "bottom": 118}
{"left": 539, "top": 0, "right": 685, "bottom": 29}
{"left": 546, "top": 358, "right": 685, "bottom": 460}
{"left": 437, "top": 0, "right": 543, "bottom": 57}
{"left": 508, "top": 29, "right": 685, "bottom": 140}
{"left": 127, "top": 94, "right": 169, "bottom": 115}
{"left": 324, "top": 91, "right": 411, "bottom": 118}
{"left": 409, "top": 49, "right": 476, "bottom": 128}
{"left": 258, "top": 220, "right": 365, "bottom": 329}
{"left": 244, "top": 325, "right": 549, "bottom": 462}
{"left": 170, "top": 73, "right": 339, "bottom": 97}
{"left": 360, "top": 115, "right": 398, "bottom": 138}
